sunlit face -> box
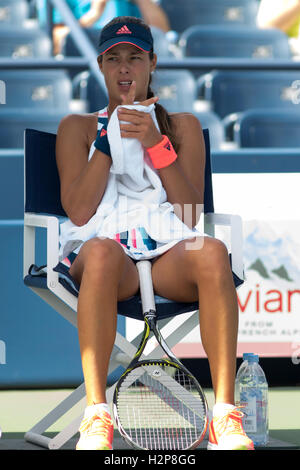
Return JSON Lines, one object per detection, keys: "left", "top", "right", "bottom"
{"left": 98, "top": 43, "right": 157, "bottom": 104}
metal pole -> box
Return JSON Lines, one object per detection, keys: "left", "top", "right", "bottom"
{"left": 49, "top": 0, "right": 107, "bottom": 97}
{"left": 45, "top": 0, "right": 54, "bottom": 39}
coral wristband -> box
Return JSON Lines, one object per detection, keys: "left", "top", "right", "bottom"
{"left": 146, "top": 135, "right": 177, "bottom": 169}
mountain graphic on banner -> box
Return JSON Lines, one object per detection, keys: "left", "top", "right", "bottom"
{"left": 248, "top": 258, "right": 270, "bottom": 279}
{"left": 244, "top": 220, "right": 300, "bottom": 282}
{"left": 248, "top": 258, "right": 293, "bottom": 282}
{"left": 271, "top": 265, "right": 293, "bottom": 282}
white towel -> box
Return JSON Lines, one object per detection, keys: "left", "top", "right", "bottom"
{"left": 58, "top": 104, "right": 204, "bottom": 261}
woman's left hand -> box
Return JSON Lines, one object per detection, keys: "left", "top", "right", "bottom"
{"left": 118, "top": 81, "right": 163, "bottom": 148}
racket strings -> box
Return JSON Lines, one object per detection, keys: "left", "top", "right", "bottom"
{"left": 115, "top": 363, "right": 207, "bottom": 450}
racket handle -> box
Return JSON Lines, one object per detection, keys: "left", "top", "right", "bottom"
{"left": 136, "top": 260, "right": 156, "bottom": 315}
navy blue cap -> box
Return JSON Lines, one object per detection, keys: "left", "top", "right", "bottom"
{"left": 99, "top": 21, "right": 153, "bottom": 55}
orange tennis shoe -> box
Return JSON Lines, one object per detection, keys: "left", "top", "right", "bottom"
{"left": 207, "top": 408, "right": 254, "bottom": 450}
{"left": 76, "top": 410, "right": 114, "bottom": 450}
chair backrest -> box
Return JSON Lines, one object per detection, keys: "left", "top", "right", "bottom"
{"left": 62, "top": 28, "right": 101, "bottom": 57}
{"left": 74, "top": 71, "right": 107, "bottom": 113}
{"left": 0, "top": 27, "right": 51, "bottom": 58}
{"left": 0, "top": 70, "right": 72, "bottom": 110}
{"left": 160, "top": 0, "right": 258, "bottom": 32}
{"left": 180, "top": 25, "right": 291, "bottom": 59}
{"left": 0, "top": 109, "right": 66, "bottom": 148}
{"left": 24, "top": 129, "right": 66, "bottom": 216}
{"left": 234, "top": 108, "right": 300, "bottom": 148}
{"left": 150, "top": 26, "right": 172, "bottom": 58}
{"left": 194, "top": 111, "right": 225, "bottom": 150}
{"left": 151, "top": 69, "right": 197, "bottom": 113}
{"left": 24, "top": 127, "right": 214, "bottom": 217}
{"left": 0, "top": 0, "right": 28, "bottom": 27}
{"left": 201, "top": 70, "right": 300, "bottom": 118}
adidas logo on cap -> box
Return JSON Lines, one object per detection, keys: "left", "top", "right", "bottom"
{"left": 116, "top": 25, "right": 132, "bottom": 35}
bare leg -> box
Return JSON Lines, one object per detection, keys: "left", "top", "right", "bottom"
{"left": 195, "top": 240, "right": 238, "bottom": 404}
{"left": 52, "top": 25, "right": 70, "bottom": 55}
{"left": 151, "top": 236, "right": 239, "bottom": 405}
{"left": 69, "top": 238, "right": 139, "bottom": 406}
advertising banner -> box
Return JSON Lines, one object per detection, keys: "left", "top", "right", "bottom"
{"left": 214, "top": 173, "right": 300, "bottom": 358}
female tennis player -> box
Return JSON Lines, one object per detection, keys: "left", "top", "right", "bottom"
{"left": 56, "top": 16, "right": 254, "bottom": 451}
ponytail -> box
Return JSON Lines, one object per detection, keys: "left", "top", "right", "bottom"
{"left": 147, "top": 79, "right": 179, "bottom": 154}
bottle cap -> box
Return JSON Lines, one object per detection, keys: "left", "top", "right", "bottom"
{"left": 248, "top": 354, "right": 259, "bottom": 363}
{"left": 243, "top": 353, "right": 254, "bottom": 360}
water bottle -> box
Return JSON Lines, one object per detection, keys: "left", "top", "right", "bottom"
{"left": 235, "top": 354, "right": 268, "bottom": 446}
{"left": 236, "top": 353, "right": 255, "bottom": 380}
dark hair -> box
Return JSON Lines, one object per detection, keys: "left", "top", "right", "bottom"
{"left": 99, "top": 16, "right": 179, "bottom": 152}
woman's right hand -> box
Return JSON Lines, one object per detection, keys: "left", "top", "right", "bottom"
{"left": 118, "top": 81, "right": 162, "bottom": 148}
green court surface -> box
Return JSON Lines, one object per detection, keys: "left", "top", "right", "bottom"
{"left": 0, "top": 387, "right": 299, "bottom": 450}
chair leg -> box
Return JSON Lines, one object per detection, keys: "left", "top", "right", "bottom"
{"left": 24, "top": 382, "right": 86, "bottom": 449}
{"left": 23, "top": 333, "right": 137, "bottom": 449}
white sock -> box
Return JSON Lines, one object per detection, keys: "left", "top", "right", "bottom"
{"left": 213, "top": 403, "right": 235, "bottom": 418}
{"left": 84, "top": 403, "right": 111, "bottom": 419}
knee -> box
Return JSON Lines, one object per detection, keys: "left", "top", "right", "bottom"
{"left": 82, "top": 237, "right": 125, "bottom": 277}
{"left": 204, "top": 237, "right": 229, "bottom": 261}
{"left": 193, "top": 237, "right": 230, "bottom": 281}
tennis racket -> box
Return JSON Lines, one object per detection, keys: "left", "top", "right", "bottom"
{"left": 113, "top": 260, "right": 208, "bottom": 450}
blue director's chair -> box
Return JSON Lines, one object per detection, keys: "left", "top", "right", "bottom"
{"left": 23, "top": 127, "right": 244, "bottom": 449}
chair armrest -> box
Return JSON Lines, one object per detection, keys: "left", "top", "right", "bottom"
{"left": 204, "top": 212, "right": 244, "bottom": 281}
{"left": 222, "top": 112, "right": 243, "bottom": 142}
{"left": 23, "top": 213, "right": 60, "bottom": 288}
{"left": 72, "top": 70, "right": 90, "bottom": 100}
{"left": 196, "top": 72, "right": 212, "bottom": 99}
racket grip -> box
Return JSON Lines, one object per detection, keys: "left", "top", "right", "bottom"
{"left": 136, "top": 260, "right": 156, "bottom": 314}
